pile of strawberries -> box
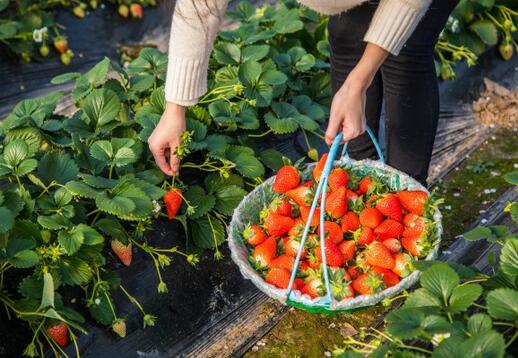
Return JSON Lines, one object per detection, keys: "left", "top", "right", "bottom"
{"left": 243, "top": 154, "right": 435, "bottom": 300}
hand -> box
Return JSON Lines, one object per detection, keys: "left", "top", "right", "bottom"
{"left": 148, "top": 102, "right": 186, "bottom": 176}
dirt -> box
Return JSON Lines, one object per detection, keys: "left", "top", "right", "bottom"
{"left": 473, "top": 78, "right": 518, "bottom": 129}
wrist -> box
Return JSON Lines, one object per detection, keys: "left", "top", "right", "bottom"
{"left": 165, "top": 101, "right": 186, "bottom": 117}
{"left": 343, "top": 69, "right": 373, "bottom": 92}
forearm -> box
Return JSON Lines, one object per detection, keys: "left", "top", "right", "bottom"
{"left": 346, "top": 43, "right": 389, "bottom": 90}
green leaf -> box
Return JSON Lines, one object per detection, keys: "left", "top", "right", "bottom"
{"left": 84, "top": 57, "right": 111, "bottom": 86}
{"left": 18, "top": 275, "right": 43, "bottom": 300}
{"left": 58, "top": 227, "right": 85, "bottom": 255}
{"left": 65, "top": 181, "right": 99, "bottom": 199}
{"left": 214, "top": 185, "right": 247, "bottom": 216}
{"left": 40, "top": 273, "right": 55, "bottom": 310}
{"left": 470, "top": 20, "right": 498, "bottom": 46}
{"left": 204, "top": 134, "right": 234, "bottom": 153}
{"left": 9, "top": 250, "right": 39, "bottom": 268}
{"left": 88, "top": 293, "right": 115, "bottom": 325}
{"left": 420, "top": 262, "right": 459, "bottom": 302}
{"left": 461, "top": 330, "right": 504, "bottom": 358}
{"left": 239, "top": 60, "right": 263, "bottom": 85}
{"left": 487, "top": 288, "right": 518, "bottom": 321}
{"left": 259, "top": 148, "right": 285, "bottom": 171}
{"left": 190, "top": 215, "right": 226, "bottom": 249}
{"left": 82, "top": 88, "right": 121, "bottom": 128}
{"left": 500, "top": 238, "right": 518, "bottom": 281}
{"left": 113, "top": 147, "right": 136, "bottom": 167}
{"left": 90, "top": 140, "right": 113, "bottom": 162}
{"left": 14, "top": 158, "right": 37, "bottom": 176}
{"left": 37, "top": 214, "right": 71, "bottom": 230}
{"left": 463, "top": 226, "right": 492, "bottom": 241}
{"left": 261, "top": 70, "right": 288, "bottom": 85}
{"left": 385, "top": 307, "right": 425, "bottom": 339}
{"left": 503, "top": 171, "right": 518, "bottom": 185}
{"left": 448, "top": 284, "right": 482, "bottom": 313}
{"left": 77, "top": 224, "right": 104, "bottom": 246}
{"left": 225, "top": 146, "right": 264, "bottom": 178}
{"left": 317, "top": 40, "right": 330, "bottom": 57}
{"left": 0, "top": 207, "right": 14, "bottom": 234}
{"left": 273, "top": 9, "right": 303, "bottom": 34}
{"left": 404, "top": 288, "right": 442, "bottom": 308}
{"left": 37, "top": 152, "right": 79, "bottom": 185}
{"left": 241, "top": 45, "right": 270, "bottom": 62}
{"left": 264, "top": 109, "right": 298, "bottom": 135}
{"left": 467, "top": 314, "right": 492, "bottom": 335}
{"left": 0, "top": 0, "right": 10, "bottom": 12}
{"left": 3, "top": 139, "right": 28, "bottom": 166}
{"left": 6, "top": 237, "right": 35, "bottom": 257}
{"left": 183, "top": 185, "right": 216, "bottom": 219}
{"left": 213, "top": 42, "right": 241, "bottom": 65}
{"left": 95, "top": 191, "right": 136, "bottom": 217}
{"left": 204, "top": 173, "right": 244, "bottom": 194}
{"left": 54, "top": 187, "right": 73, "bottom": 207}
{"left": 295, "top": 54, "right": 315, "bottom": 72}
{"left": 58, "top": 256, "right": 92, "bottom": 286}
{"left": 51, "top": 72, "right": 81, "bottom": 85}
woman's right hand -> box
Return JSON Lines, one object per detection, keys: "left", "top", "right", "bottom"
{"left": 148, "top": 102, "right": 186, "bottom": 176}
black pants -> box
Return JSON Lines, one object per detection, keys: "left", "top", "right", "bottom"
{"left": 328, "top": 0, "right": 458, "bottom": 185}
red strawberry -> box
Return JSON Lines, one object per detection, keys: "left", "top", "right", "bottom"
{"left": 365, "top": 241, "right": 395, "bottom": 269}
{"left": 401, "top": 236, "right": 427, "bottom": 257}
{"left": 392, "top": 253, "right": 413, "bottom": 277}
{"left": 341, "top": 211, "right": 360, "bottom": 233}
{"left": 111, "top": 240, "right": 132, "bottom": 266}
{"left": 47, "top": 322, "right": 69, "bottom": 347}
{"left": 265, "top": 267, "right": 291, "bottom": 289}
{"left": 325, "top": 187, "right": 347, "bottom": 219}
{"left": 286, "top": 186, "right": 313, "bottom": 206}
{"left": 352, "top": 273, "right": 383, "bottom": 295}
{"left": 283, "top": 237, "right": 307, "bottom": 259}
{"left": 403, "top": 213, "right": 427, "bottom": 237}
{"left": 346, "top": 189, "right": 359, "bottom": 203}
{"left": 371, "top": 267, "right": 400, "bottom": 287}
{"left": 397, "top": 191, "right": 428, "bottom": 215}
{"left": 53, "top": 37, "right": 68, "bottom": 54}
{"left": 264, "top": 213, "right": 294, "bottom": 236}
{"left": 300, "top": 206, "right": 320, "bottom": 227}
{"left": 302, "top": 277, "right": 323, "bottom": 298}
{"left": 252, "top": 236, "right": 277, "bottom": 267}
{"left": 338, "top": 240, "right": 356, "bottom": 261}
{"left": 298, "top": 261, "right": 309, "bottom": 273}
{"left": 313, "top": 153, "right": 328, "bottom": 182}
{"left": 288, "top": 217, "right": 305, "bottom": 237}
{"left": 301, "top": 180, "right": 314, "bottom": 187}
{"left": 273, "top": 166, "right": 300, "bottom": 194}
{"left": 359, "top": 207, "right": 382, "bottom": 228}
{"left": 270, "top": 254, "right": 295, "bottom": 271}
{"left": 243, "top": 224, "right": 268, "bottom": 246}
{"left": 268, "top": 198, "right": 292, "bottom": 217}
{"left": 314, "top": 240, "right": 345, "bottom": 267}
{"left": 358, "top": 176, "right": 374, "bottom": 194}
{"left": 130, "top": 3, "right": 143, "bottom": 18}
{"left": 163, "top": 188, "right": 183, "bottom": 219}
{"left": 328, "top": 168, "right": 349, "bottom": 191}
{"left": 382, "top": 238, "right": 402, "bottom": 254}
{"left": 376, "top": 194, "right": 402, "bottom": 221}
{"left": 294, "top": 277, "right": 305, "bottom": 290}
{"left": 347, "top": 266, "right": 360, "bottom": 280}
{"left": 355, "top": 227, "right": 375, "bottom": 246}
{"left": 318, "top": 221, "right": 343, "bottom": 244}
{"left": 374, "top": 219, "right": 404, "bottom": 240}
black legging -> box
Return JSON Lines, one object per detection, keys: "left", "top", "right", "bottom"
{"left": 328, "top": 0, "right": 458, "bottom": 185}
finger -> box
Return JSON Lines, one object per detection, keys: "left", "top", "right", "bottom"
{"left": 169, "top": 143, "right": 181, "bottom": 176}
{"left": 325, "top": 112, "right": 343, "bottom": 146}
{"left": 342, "top": 120, "right": 362, "bottom": 143}
{"left": 150, "top": 145, "right": 173, "bottom": 176}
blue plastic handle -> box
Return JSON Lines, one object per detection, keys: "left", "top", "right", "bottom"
{"left": 341, "top": 126, "right": 385, "bottom": 163}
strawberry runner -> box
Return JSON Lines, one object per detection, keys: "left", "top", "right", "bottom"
{"left": 228, "top": 127, "right": 443, "bottom": 313}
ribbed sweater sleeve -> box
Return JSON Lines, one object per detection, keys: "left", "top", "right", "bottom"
{"left": 164, "top": 0, "right": 229, "bottom": 106}
{"left": 363, "top": 0, "right": 432, "bottom": 55}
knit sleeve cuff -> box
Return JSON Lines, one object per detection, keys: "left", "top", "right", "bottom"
{"left": 164, "top": 57, "right": 208, "bottom": 106}
{"left": 364, "top": 0, "right": 430, "bottom": 55}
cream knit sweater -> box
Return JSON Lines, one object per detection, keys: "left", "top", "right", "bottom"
{"left": 165, "top": 0, "right": 432, "bottom": 106}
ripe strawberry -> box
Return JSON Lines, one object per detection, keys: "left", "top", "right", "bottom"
{"left": 300, "top": 206, "right": 320, "bottom": 227}
{"left": 47, "top": 322, "right": 68, "bottom": 347}
{"left": 318, "top": 221, "right": 343, "bottom": 244}
{"left": 358, "top": 176, "right": 374, "bottom": 194}
{"left": 268, "top": 198, "right": 292, "bottom": 217}
{"left": 355, "top": 227, "right": 375, "bottom": 246}
{"left": 294, "top": 277, "right": 305, "bottom": 290}
{"left": 111, "top": 240, "right": 132, "bottom": 266}
{"left": 252, "top": 236, "right": 277, "bottom": 267}
{"left": 302, "top": 277, "right": 323, "bottom": 298}
{"left": 270, "top": 254, "right": 295, "bottom": 271}
{"left": 365, "top": 241, "right": 395, "bottom": 269}
{"left": 264, "top": 213, "right": 294, "bottom": 236}
{"left": 359, "top": 207, "right": 382, "bottom": 228}
{"left": 112, "top": 319, "right": 126, "bottom": 338}
{"left": 325, "top": 186, "right": 347, "bottom": 219}
{"left": 313, "top": 153, "right": 328, "bottom": 182}
{"left": 396, "top": 191, "right": 428, "bottom": 215}
{"left": 346, "top": 189, "right": 359, "bottom": 203}
{"left": 382, "top": 238, "right": 402, "bottom": 254}
{"left": 401, "top": 236, "right": 427, "bottom": 257}
{"left": 392, "top": 253, "right": 413, "bottom": 277}
{"left": 403, "top": 213, "right": 427, "bottom": 237}
{"left": 273, "top": 166, "right": 300, "bottom": 194}
{"left": 314, "top": 241, "right": 345, "bottom": 267}
{"left": 376, "top": 194, "right": 402, "bottom": 221}
{"left": 243, "top": 224, "right": 268, "bottom": 246}
{"left": 341, "top": 211, "right": 360, "bottom": 233}
{"left": 53, "top": 37, "right": 68, "bottom": 54}
{"left": 338, "top": 240, "right": 356, "bottom": 261}
{"left": 286, "top": 186, "right": 313, "bottom": 206}
{"left": 163, "top": 188, "right": 183, "bottom": 219}
{"left": 288, "top": 217, "right": 305, "bottom": 237}
{"left": 283, "top": 236, "right": 306, "bottom": 258}
{"left": 298, "top": 261, "right": 309, "bottom": 273}
{"left": 328, "top": 168, "right": 349, "bottom": 191}
{"left": 130, "top": 3, "right": 143, "bottom": 18}
{"left": 118, "top": 4, "right": 129, "bottom": 17}
{"left": 371, "top": 267, "right": 400, "bottom": 287}
{"left": 265, "top": 267, "right": 291, "bottom": 289}
{"left": 347, "top": 266, "right": 359, "bottom": 280}
{"left": 374, "top": 219, "right": 403, "bottom": 240}
{"left": 352, "top": 273, "right": 383, "bottom": 295}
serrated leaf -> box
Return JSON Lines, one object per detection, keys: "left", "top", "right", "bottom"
{"left": 242, "top": 45, "right": 270, "bottom": 62}
{"left": 14, "top": 158, "right": 37, "bottom": 176}
{"left": 58, "top": 256, "right": 92, "bottom": 286}
{"left": 213, "top": 42, "right": 241, "bottom": 65}
{"left": 6, "top": 237, "right": 35, "bottom": 257}
{"left": 37, "top": 152, "right": 79, "bottom": 185}
{"left": 448, "top": 284, "right": 482, "bottom": 313}
{"left": 273, "top": 9, "right": 303, "bottom": 34}
{"left": 3, "top": 139, "right": 28, "bottom": 166}
{"left": 204, "top": 173, "right": 244, "bottom": 194}
{"left": 503, "top": 171, "right": 518, "bottom": 185}
{"left": 90, "top": 140, "right": 113, "bottom": 162}
{"left": 37, "top": 214, "right": 71, "bottom": 230}
{"left": 66, "top": 181, "right": 99, "bottom": 199}
{"left": 51, "top": 72, "right": 81, "bottom": 85}
{"left": 463, "top": 226, "right": 492, "bottom": 241}
{"left": 239, "top": 60, "right": 263, "bottom": 85}
{"left": 0, "top": 207, "right": 14, "bottom": 234}
{"left": 467, "top": 314, "right": 492, "bottom": 335}
{"left": 9, "top": 250, "right": 39, "bottom": 268}
{"left": 58, "top": 227, "right": 85, "bottom": 255}
{"left": 214, "top": 185, "right": 246, "bottom": 216}
{"left": 77, "top": 224, "right": 104, "bottom": 246}
{"left": 264, "top": 111, "right": 298, "bottom": 134}
{"left": 259, "top": 149, "right": 285, "bottom": 171}
{"left": 79, "top": 174, "right": 116, "bottom": 189}
{"left": 88, "top": 292, "right": 115, "bottom": 325}
{"left": 183, "top": 185, "right": 216, "bottom": 219}
{"left": 190, "top": 215, "right": 226, "bottom": 249}
{"left": 403, "top": 287, "right": 443, "bottom": 308}
{"left": 470, "top": 20, "right": 498, "bottom": 46}
{"left": 461, "top": 330, "right": 504, "bottom": 358}
{"left": 82, "top": 88, "right": 121, "bottom": 128}
{"left": 113, "top": 147, "right": 136, "bottom": 166}
{"left": 95, "top": 191, "right": 136, "bottom": 217}
{"left": 420, "top": 262, "right": 459, "bottom": 302}
{"left": 500, "top": 238, "right": 518, "bottom": 281}
{"left": 18, "top": 275, "right": 44, "bottom": 300}
{"left": 95, "top": 218, "right": 127, "bottom": 241}
{"left": 225, "top": 146, "right": 264, "bottom": 178}
{"left": 385, "top": 307, "right": 425, "bottom": 339}
{"left": 487, "top": 288, "right": 518, "bottom": 321}
{"left": 261, "top": 70, "right": 288, "bottom": 85}
{"left": 54, "top": 187, "right": 73, "bottom": 207}
{"left": 204, "top": 134, "right": 234, "bottom": 153}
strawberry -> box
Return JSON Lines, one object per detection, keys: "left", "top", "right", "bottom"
{"left": 283, "top": 236, "right": 307, "bottom": 258}
{"left": 243, "top": 224, "right": 268, "bottom": 246}
{"left": 382, "top": 238, "right": 402, "bottom": 254}
{"left": 130, "top": 3, "right": 143, "bottom": 18}
{"left": 288, "top": 217, "right": 305, "bottom": 237}
{"left": 325, "top": 186, "right": 347, "bottom": 219}
{"left": 300, "top": 206, "right": 320, "bottom": 227}
{"left": 347, "top": 266, "right": 360, "bottom": 280}
{"left": 265, "top": 267, "right": 291, "bottom": 289}
{"left": 163, "top": 188, "right": 183, "bottom": 219}
{"left": 374, "top": 219, "right": 403, "bottom": 240}
{"left": 73, "top": 6, "right": 85, "bottom": 18}
{"left": 355, "top": 227, "right": 375, "bottom": 246}
{"left": 371, "top": 267, "right": 400, "bottom": 287}
{"left": 302, "top": 277, "right": 324, "bottom": 298}
{"left": 359, "top": 207, "right": 382, "bottom": 228}
{"left": 396, "top": 190, "right": 428, "bottom": 215}
{"left": 329, "top": 268, "right": 354, "bottom": 300}
{"left": 268, "top": 198, "right": 292, "bottom": 217}
{"left": 294, "top": 277, "right": 305, "bottom": 290}
{"left": 270, "top": 254, "right": 295, "bottom": 271}
{"left": 264, "top": 212, "right": 294, "bottom": 236}
{"left": 313, "top": 153, "right": 328, "bottom": 182}
{"left": 341, "top": 211, "right": 360, "bottom": 233}
{"left": 314, "top": 240, "right": 345, "bottom": 267}
{"left": 318, "top": 221, "right": 343, "bottom": 244}
{"left": 352, "top": 272, "right": 383, "bottom": 295}
{"left": 403, "top": 213, "right": 427, "bottom": 237}
{"left": 112, "top": 319, "right": 126, "bottom": 338}
{"left": 53, "top": 37, "right": 68, "bottom": 54}
{"left": 111, "top": 240, "right": 132, "bottom": 266}
{"left": 47, "top": 322, "right": 69, "bottom": 347}
{"left": 328, "top": 168, "right": 349, "bottom": 191}
{"left": 401, "top": 236, "right": 427, "bottom": 257}
{"left": 118, "top": 4, "right": 129, "bottom": 17}
{"left": 375, "top": 194, "right": 402, "bottom": 221}
{"left": 338, "top": 240, "right": 356, "bottom": 261}
{"left": 301, "top": 180, "right": 314, "bottom": 187}
{"left": 273, "top": 166, "right": 300, "bottom": 194}
{"left": 392, "top": 253, "right": 413, "bottom": 277}
{"left": 346, "top": 189, "right": 359, "bottom": 203}
{"left": 285, "top": 186, "right": 313, "bottom": 206}
{"left": 358, "top": 176, "right": 374, "bottom": 194}
{"left": 252, "top": 236, "right": 277, "bottom": 267}
{"left": 298, "top": 261, "right": 309, "bottom": 273}
{"left": 365, "top": 241, "right": 395, "bottom": 269}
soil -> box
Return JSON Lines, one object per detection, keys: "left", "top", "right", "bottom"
{"left": 473, "top": 78, "right": 518, "bottom": 129}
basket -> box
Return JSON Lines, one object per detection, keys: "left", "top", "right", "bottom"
{"left": 228, "top": 128, "right": 442, "bottom": 313}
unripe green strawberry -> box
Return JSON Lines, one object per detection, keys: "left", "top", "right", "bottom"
{"left": 73, "top": 6, "right": 85, "bottom": 18}
{"left": 90, "top": 0, "right": 98, "bottom": 9}
{"left": 499, "top": 42, "right": 513, "bottom": 61}
{"left": 119, "top": 4, "right": 129, "bottom": 18}
{"left": 112, "top": 319, "right": 126, "bottom": 338}
{"left": 40, "top": 44, "right": 49, "bottom": 57}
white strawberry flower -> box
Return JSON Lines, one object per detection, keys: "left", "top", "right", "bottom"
{"left": 32, "top": 27, "right": 48, "bottom": 43}
{"left": 431, "top": 332, "right": 451, "bottom": 346}
{"left": 152, "top": 200, "right": 161, "bottom": 213}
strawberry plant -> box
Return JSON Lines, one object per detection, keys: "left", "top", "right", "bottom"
{"left": 333, "top": 171, "right": 518, "bottom": 357}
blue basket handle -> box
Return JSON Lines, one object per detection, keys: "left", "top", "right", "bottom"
{"left": 341, "top": 125, "right": 385, "bottom": 163}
